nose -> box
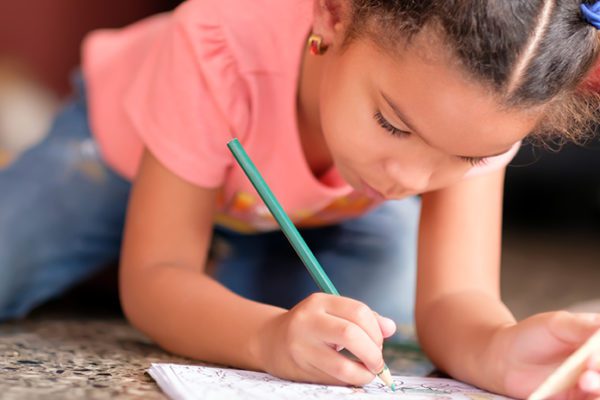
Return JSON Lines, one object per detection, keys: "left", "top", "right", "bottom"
{"left": 384, "top": 160, "right": 431, "bottom": 194}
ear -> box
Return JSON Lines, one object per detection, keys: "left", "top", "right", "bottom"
{"left": 312, "top": 0, "right": 351, "bottom": 48}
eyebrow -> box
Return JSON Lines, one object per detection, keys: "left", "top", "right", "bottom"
{"left": 380, "top": 91, "right": 513, "bottom": 159}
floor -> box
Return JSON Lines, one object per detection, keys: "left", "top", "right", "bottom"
{"left": 501, "top": 229, "right": 600, "bottom": 319}
{"left": 0, "top": 227, "right": 598, "bottom": 399}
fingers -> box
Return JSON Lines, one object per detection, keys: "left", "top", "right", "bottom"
{"left": 548, "top": 312, "right": 600, "bottom": 346}
{"left": 322, "top": 295, "right": 384, "bottom": 348}
{"left": 375, "top": 313, "right": 397, "bottom": 338}
{"left": 306, "top": 343, "right": 375, "bottom": 386}
{"left": 286, "top": 293, "right": 397, "bottom": 387}
{"left": 320, "top": 313, "right": 386, "bottom": 376}
{"left": 580, "top": 370, "right": 600, "bottom": 394}
{"left": 579, "top": 355, "right": 600, "bottom": 396}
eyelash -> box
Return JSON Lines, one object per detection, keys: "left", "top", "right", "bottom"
{"left": 374, "top": 111, "right": 410, "bottom": 138}
{"left": 459, "top": 156, "right": 488, "bottom": 167}
{"left": 374, "top": 111, "right": 488, "bottom": 167}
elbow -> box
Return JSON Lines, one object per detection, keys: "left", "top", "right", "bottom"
{"left": 118, "top": 263, "right": 152, "bottom": 335}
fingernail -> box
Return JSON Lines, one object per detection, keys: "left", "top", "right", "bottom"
{"left": 580, "top": 371, "right": 600, "bottom": 392}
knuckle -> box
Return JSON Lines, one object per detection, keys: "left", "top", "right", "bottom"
{"left": 553, "top": 310, "right": 571, "bottom": 320}
{"left": 331, "top": 360, "right": 354, "bottom": 381}
{"left": 548, "top": 310, "right": 571, "bottom": 328}
{"left": 288, "top": 311, "right": 309, "bottom": 333}
{"left": 294, "top": 308, "right": 309, "bottom": 322}
{"left": 305, "top": 292, "right": 325, "bottom": 307}
{"left": 339, "top": 323, "right": 359, "bottom": 342}
{"left": 353, "top": 304, "right": 372, "bottom": 322}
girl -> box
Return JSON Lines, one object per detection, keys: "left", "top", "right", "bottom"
{"left": 1, "top": 0, "right": 600, "bottom": 398}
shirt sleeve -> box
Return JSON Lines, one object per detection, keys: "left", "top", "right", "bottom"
{"left": 463, "top": 141, "right": 522, "bottom": 179}
{"left": 123, "top": 1, "right": 250, "bottom": 187}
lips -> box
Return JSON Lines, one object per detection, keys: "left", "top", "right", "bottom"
{"left": 360, "top": 180, "right": 385, "bottom": 201}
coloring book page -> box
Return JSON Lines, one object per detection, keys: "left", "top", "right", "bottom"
{"left": 148, "top": 363, "right": 512, "bottom": 400}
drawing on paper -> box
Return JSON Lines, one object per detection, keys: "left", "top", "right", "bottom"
{"left": 148, "top": 363, "right": 512, "bottom": 400}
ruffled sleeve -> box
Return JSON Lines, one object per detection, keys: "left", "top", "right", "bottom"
{"left": 123, "top": 1, "right": 250, "bottom": 187}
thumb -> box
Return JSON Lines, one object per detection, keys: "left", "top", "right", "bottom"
{"left": 374, "top": 313, "right": 397, "bottom": 338}
{"left": 549, "top": 312, "right": 600, "bottom": 345}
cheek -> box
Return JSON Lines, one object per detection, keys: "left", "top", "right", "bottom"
{"left": 319, "top": 88, "right": 383, "bottom": 163}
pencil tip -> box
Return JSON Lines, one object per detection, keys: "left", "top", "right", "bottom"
{"left": 377, "top": 365, "right": 395, "bottom": 391}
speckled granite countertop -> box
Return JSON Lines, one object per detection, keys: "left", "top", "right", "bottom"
{"left": 0, "top": 318, "right": 192, "bottom": 399}
{"left": 0, "top": 316, "right": 433, "bottom": 400}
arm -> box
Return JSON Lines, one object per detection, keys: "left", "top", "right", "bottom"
{"left": 416, "top": 170, "right": 600, "bottom": 399}
{"left": 120, "top": 149, "right": 391, "bottom": 386}
{"left": 415, "top": 169, "right": 514, "bottom": 393}
{"left": 119, "top": 149, "right": 286, "bottom": 370}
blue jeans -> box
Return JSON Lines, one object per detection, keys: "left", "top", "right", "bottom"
{"left": 0, "top": 77, "right": 421, "bottom": 342}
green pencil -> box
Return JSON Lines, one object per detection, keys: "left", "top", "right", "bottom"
{"left": 227, "top": 138, "right": 395, "bottom": 391}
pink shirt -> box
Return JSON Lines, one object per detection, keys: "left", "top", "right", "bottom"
{"left": 82, "top": 0, "right": 519, "bottom": 233}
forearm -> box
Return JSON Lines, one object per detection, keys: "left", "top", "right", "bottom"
{"left": 120, "top": 264, "right": 286, "bottom": 371}
{"left": 416, "top": 290, "right": 515, "bottom": 393}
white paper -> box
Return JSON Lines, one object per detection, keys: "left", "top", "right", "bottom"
{"left": 148, "top": 363, "right": 511, "bottom": 400}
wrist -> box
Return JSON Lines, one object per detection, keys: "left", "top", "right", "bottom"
{"left": 246, "top": 308, "right": 286, "bottom": 372}
{"left": 480, "top": 322, "right": 515, "bottom": 395}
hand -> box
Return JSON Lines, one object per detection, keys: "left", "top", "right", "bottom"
{"left": 497, "top": 311, "right": 600, "bottom": 399}
{"left": 252, "top": 292, "right": 396, "bottom": 386}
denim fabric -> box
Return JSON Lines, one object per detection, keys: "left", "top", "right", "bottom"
{"left": 213, "top": 197, "right": 420, "bottom": 342}
{"left": 0, "top": 76, "right": 420, "bottom": 343}
{"left": 0, "top": 76, "right": 131, "bottom": 320}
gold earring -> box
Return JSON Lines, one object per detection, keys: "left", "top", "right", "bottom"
{"left": 308, "top": 33, "right": 328, "bottom": 55}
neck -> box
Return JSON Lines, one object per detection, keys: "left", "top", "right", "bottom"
{"left": 296, "top": 43, "right": 334, "bottom": 178}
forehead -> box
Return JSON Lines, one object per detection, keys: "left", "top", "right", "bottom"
{"left": 344, "top": 36, "right": 541, "bottom": 157}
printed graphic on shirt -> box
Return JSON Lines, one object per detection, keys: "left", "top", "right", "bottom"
{"left": 215, "top": 190, "right": 378, "bottom": 233}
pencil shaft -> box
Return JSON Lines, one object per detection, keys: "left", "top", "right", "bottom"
{"left": 228, "top": 138, "right": 394, "bottom": 391}
{"left": 227, "top": 139, "right": 339, "bottom": 295}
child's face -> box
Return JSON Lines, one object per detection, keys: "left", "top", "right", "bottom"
{"left": 317, "top": 37, "right": 541, "bottom": 199}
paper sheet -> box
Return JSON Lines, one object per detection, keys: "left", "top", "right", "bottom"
{"left": 148, "top": 363, "right": 511, "bottom": 400}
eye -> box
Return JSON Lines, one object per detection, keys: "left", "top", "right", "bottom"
{"left": 374, "top": 111, "right": 410, "bottom": 138}
{"left": 459, "top": 156, "right": 488, "bottom": 167}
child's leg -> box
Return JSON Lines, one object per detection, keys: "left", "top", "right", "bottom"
{"left": 213, "top": 197, "right": 420, "bottom": 342}
{"left": 212, "top": 227, "right": 328, "bottom": 309}
{"left": 0, "top": 86, "right": 131, "bottom": 321}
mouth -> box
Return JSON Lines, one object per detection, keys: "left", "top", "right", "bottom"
{"left": 359, "top": 179, "right": 385, "bottom": 201}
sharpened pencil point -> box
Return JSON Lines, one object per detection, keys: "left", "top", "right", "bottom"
{"left": 377, "top": 365, "right": 394, "bottom": 391}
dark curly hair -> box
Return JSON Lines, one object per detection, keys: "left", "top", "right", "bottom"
{"left": 344, "top": 0, "right": 600, "bottom": 145}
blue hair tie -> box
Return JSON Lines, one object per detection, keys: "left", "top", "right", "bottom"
{"left": 581, "top": 2, "right": 600, "bottom": 29}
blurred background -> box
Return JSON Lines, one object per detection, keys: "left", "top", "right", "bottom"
{"left": 0, "top": 0, "right": 598, "bottom": 321}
